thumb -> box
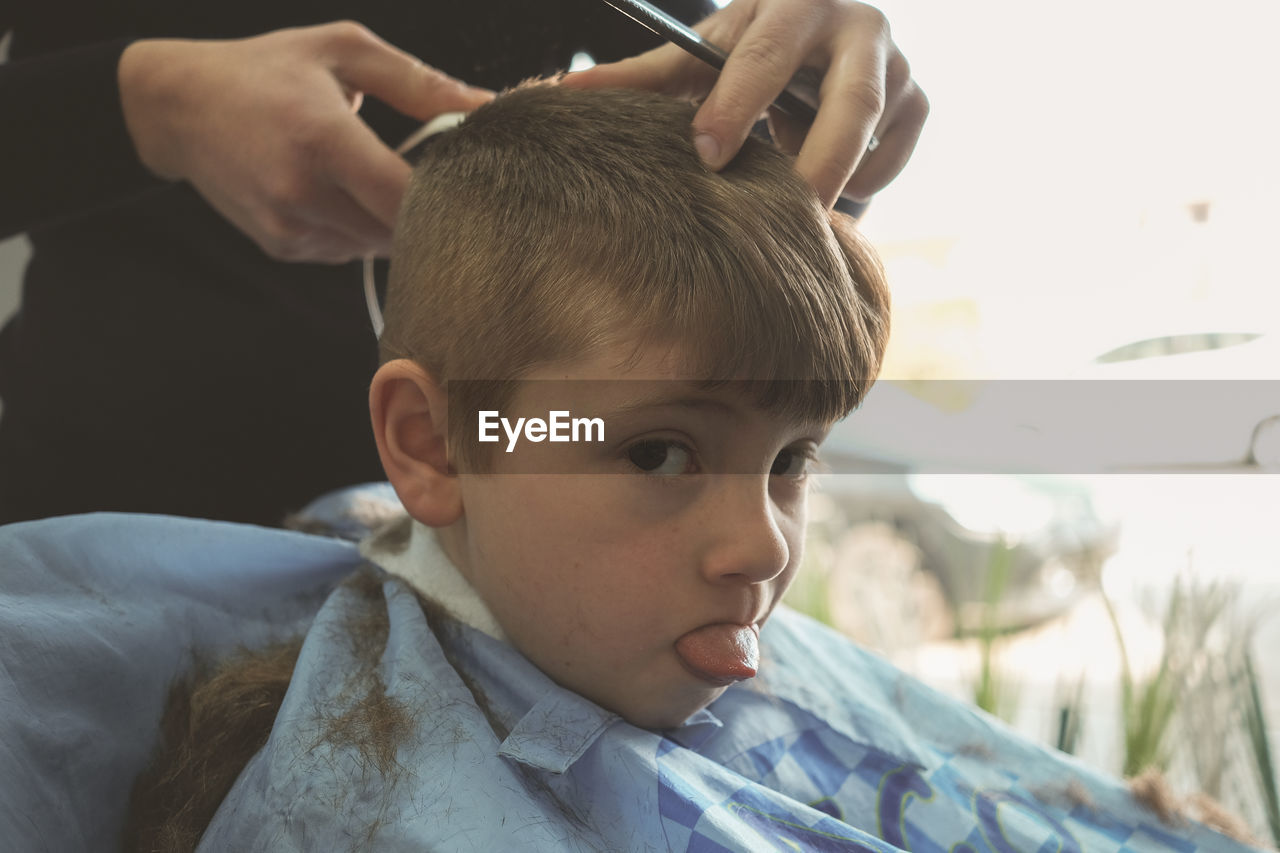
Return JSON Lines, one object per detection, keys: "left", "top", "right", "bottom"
{"left": 326, "top": 23, "right": 492, "bottom": 120}
{"left": 562, "top": 42, "right": 706, "bottom": 95}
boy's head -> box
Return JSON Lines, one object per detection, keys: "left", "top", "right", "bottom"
{"left": 371, "top": 84, "right": 890, "bottom": 728}
{"left": 378, "top": 83, "right": 888, "bottom": 472}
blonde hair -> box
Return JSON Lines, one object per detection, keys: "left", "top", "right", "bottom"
{"left": 381, "top": 83, "right": 890, "bottom": 469}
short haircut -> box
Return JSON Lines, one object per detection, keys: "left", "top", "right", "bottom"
{"left": 381, "top": 83, "right": 890, "bottom": 471}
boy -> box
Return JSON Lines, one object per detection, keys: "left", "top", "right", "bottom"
{"left": 0, "top": 87, "right": 1260, "bottom": 851}
{"left": 362, "top": 81, "right": 888, "bottom": 733}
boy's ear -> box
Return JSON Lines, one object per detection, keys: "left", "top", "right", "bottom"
{"left": 370, "top": 359, "right": 462, "bottom": 527}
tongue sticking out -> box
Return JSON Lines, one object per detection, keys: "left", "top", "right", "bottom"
{"left": 675, "top": 623, "right": 760, "bottom": 685}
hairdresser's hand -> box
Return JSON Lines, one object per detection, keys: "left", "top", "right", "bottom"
{"left": 565, "top": 0, "right": 927, "bottom": 210}
{"left": 119, "top": 22, "right": 492, "bottom": 263}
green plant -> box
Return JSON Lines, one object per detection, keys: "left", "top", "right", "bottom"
{"left": 1103, "top": 576, "right": 1240, "bottom": 778}
{"left": 1104, "top": 569, "right": 1280, "bottom": 845}
{"left": 1102, "top": 582, "right": 1181, "bottom": 777}
{"left": 972, "top": 538, "right": 1019, "bottom": 721}
{"left": 1241, "top": 649, "right": 1280, "bottom": 847}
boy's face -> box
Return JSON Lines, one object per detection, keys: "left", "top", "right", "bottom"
{"left": 439, "top": 340, "right": 830, "bottom": 730}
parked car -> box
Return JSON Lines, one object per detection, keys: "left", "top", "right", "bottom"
{"left": 815, "top": 445, "right": 1116, "bottom": 634}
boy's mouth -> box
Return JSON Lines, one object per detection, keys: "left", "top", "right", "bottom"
{"left": 674, "top": 623, "right": 760, "bottom": 686}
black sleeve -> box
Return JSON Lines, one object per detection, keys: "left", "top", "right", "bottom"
{"left": 0, "top": 38, "right": 169, "bottom": 238}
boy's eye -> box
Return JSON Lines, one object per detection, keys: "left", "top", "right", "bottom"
{"left": 626, "top": 440, "right": 693, "bottom": 476}
{"left": 771, "top": 448, "right": 811, "bottom": 478}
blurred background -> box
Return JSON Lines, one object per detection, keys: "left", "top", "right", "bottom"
{"left": 4, "top": 0, "right": 1280, "bottom": 842}
{"left": 786, "top": 0, "right": 1280, "bottom": 843}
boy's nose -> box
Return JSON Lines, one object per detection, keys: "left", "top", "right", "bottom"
{"left": 697, "top": 477, "right": 791, "bottom": 586}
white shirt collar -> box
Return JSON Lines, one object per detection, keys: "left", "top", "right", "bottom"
{"left": 360, "top": 519, "right": 508, "bottom": 642}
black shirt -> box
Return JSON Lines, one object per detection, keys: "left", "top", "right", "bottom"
{"left": 0, "top": 0, "right": 711, "bottom": 526}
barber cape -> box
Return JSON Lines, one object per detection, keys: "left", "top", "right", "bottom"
{"left": 0, "top": 500, "right": 1262, "bottom": 852}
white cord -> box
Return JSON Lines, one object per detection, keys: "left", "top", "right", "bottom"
{"left": 363, "top": 111, "right": 469, "bottom": 339}
{"left": 362, "top": 255, "right": 385, "bottom": 339}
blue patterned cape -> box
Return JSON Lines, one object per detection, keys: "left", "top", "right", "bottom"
{"left": 0, "top": 513, "right": 1261, "bottom": 852}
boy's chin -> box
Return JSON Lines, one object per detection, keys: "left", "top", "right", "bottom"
{"left": 617, "top": 685, "right": 729, "bottom": 732}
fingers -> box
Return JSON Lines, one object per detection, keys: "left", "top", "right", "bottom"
{"left": 704, "top": 1, "right": 927, "bottom": 207}
{"left": 562, "top": 41, "right": 714, "bottom": 96}
{"left": 837, "top": 77, "right": 927, "bottom": 202}
{"left": 122, "top": 23, "right": 482, "bottom": 265}
{"left": 323, "top": 111, "right": 413, "bottom": 229}
{"left": 208, "top": 185, "right": 378, "bottom": 265}
{"left": 316, "top": 22, "right": 490, "bottom": 230}
{"left": 691, "top": 3, "right": 829, "bottom": 170}
{"left": 219, "top": 117, "right": 400, "bottom": 261}
{"left": 250, "top": 194, "right": 388, "bottom": 264}
{"left": 578, "top": 0, "right": 929, "bottom": 208}
{"left": 304, "top": 184, "right": 395, "bottom": 258}
{"left": 251, "top": 188, "right": 391, "bottom": 263}
{"left": 790, "top": 18, "right": 890, "bottom": 206}
{"left": 280, "top": 226, "right": 372, "bottom": 265}
{"left": 318, "top": 21, "right": 493, "bottom": 120}
{"left": 292, "top": 22, "right": 490, "bottom": 251}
